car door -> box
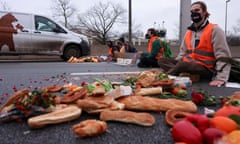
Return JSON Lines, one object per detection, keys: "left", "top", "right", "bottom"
{"left": 31, "top": 15, "right": 65, "bottom": 54}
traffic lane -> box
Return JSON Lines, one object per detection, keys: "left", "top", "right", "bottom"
{"left": 0, "top": 62, "right": 149, "bottom": 75}
{"left": 0, "top": 111, "right": 173, "bottom": 144}
{"left": 0, "top": 55, "right": 63, "bottom": 62}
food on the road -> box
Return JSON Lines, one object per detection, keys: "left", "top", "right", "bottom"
{"left": 165, "top": 109, "right": 192, "bottom": 126}
{"left": 0, "top": 88, "right": 29, "bottom": 113}
{"left": 71, "top": 119, "right": 107, "bottom": 138}
{"left": 41, "top": 85, "right": 63, "bottom": 92}
{"left": 135, "top": 86, "right": 162, "bottom": 96}
{"left": 100, "top": 110, "right": 155, "bottom": 126}
{"left": 60, "top": 88, "right": 88, "bottom": 103}
{"left": 117, "top": 96, "right": 197, "bottom": 112}
{"left": 28, "top": 105, "right": 82, "bottom": 128}
{"left": 76, "top": 96, "right": 124, "bottom": 114}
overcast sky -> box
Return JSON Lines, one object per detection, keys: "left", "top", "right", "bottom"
{"left": 1, "top": 0, "right": 239, "bottom": 39}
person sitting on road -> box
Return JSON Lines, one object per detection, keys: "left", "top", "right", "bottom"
{"left": 107, "top": 40, "right": 119, "bottom": 61}
{"left": 137, "top": 28, "right": 164, "bottom": 68}
{"left": 157, "top": 1, "right": 232, "bottom": 87}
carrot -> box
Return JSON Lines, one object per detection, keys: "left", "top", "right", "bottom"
{"left": 171, "top": 87, "right": 187, "bottom": 97}
{"left": 172, "top": 87, "right": 181, "bottom": 95}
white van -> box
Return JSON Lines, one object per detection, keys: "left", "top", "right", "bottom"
{"left": 0, "top": 11, "right": 90, "bottom": 61}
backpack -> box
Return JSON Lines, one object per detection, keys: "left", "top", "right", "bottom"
{"left": 215, "top": 57, "right": 240, "bottom": 83}
{"left": 159, "top": 39, "right": 172, "bottom": 58}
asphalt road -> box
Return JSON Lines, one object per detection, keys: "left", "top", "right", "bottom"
{"left": 0, "top": 62, "right": 239, "bottom": 144}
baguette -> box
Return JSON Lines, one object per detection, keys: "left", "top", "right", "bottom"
{"left": 28, "top": 105, "right": 82, "bottom": 128}
{"left": 72, "top": 119, "right": 107, "bottom": 138}
{"left": 135, "top": 87, "right": 162, "bottom": 96}
{"left": 117, "top": 96, "right": 197, "bottom": 113}
{"left": 100, "top": 110, "right": 155, "bottom": 126}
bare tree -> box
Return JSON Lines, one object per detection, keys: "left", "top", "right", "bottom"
{"left": 232, "top": 19, "right": 240, "bottom": 36}
{"left": 119, "top": 22, "right": 143, "bottom": 40}
{"left": 0, "top": 1, "right": 10, "bottom": 11}
{"left": 51, "top": 0, "right": 76, "bottom": 28}
{"left": 77, "top": 2, "right": 126, "bottom": 44}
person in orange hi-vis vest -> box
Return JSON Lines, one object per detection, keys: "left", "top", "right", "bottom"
{"left": 107, "top": 40, "right": 120, "bottom": 61}
{"left": 137, "top": 28, "right": 164, "bottom": 68}
{"left": 158, "top": 1, "right": 231, "bottom": 87}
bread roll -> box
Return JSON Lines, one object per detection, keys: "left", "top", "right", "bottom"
{"left": 76, "top": 96, "right": 114, "bottom": 111}
{"left": 60, "top": 88, "right": 87, "bottom": 103}
{"left": 41, "top": 85, "right": 63, "bottom": 92}
{"left": 100, "top": 110, "right": 155, "bottom": 126}
{"left": 165, "top": 109, "right": 192, "bottom": 126}
{"left": 117, "top": 96, "right": 197, "bottom": 113}
{"left": 86, "top": 101, "right": 125, "bottom": 114}
{"left": 72, "top": 119, "right": 107, "bottom": 138}
{"left": 136, "top": 71, "right": 156, "bottom": 88}
{"left": 28, "top": 105, "right": 82, "bottom": 128}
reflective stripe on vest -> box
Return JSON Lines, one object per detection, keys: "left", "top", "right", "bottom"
{"left": 183, "top": 23, "right": 216, "bottom": 68}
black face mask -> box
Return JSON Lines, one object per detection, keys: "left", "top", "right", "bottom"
{"left": 191, "top": 12, "right": 203, "bottom": 23}
{"left": 145, "top": 34, "right": 150, "bottom": 39}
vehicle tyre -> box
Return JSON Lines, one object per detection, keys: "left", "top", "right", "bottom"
{"left": 63, "top": 45, "right": 82, "bottom": 61}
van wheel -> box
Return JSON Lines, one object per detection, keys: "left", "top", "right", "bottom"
{"left": 63, "top": 45, "right": 81, "bottom": 61}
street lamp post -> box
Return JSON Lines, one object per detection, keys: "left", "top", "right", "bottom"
{"left": 225, "top": 0, "right": 231, "bottom": 35}
{"left": 128, "top": 0, "right": 132, "bottom": 44}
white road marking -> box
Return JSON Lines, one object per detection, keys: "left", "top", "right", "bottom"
{"left": 70, "top": 71, "right": 141, "bottom": 76}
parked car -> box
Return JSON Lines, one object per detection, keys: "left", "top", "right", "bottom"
{"left": 0, "top": 11, "right": 90, "bottom": 61}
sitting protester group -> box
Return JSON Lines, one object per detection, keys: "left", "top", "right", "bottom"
{"left": 109, "top": 1, "right": 232, "bottom": 88}
{"left": 145, "top": 1, "right": 231, "bottom": 87}
{"left": 107, "top": 37, "right": 137, "bottom": 61}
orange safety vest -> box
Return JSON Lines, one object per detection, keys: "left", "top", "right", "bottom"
{"left": 183, "top": 23, "right": 216, "bottom": 68}
{"left": 147, "top": 36, "right": 164, "bottom": 60}
{"left": 147, "top": 36, "right": 159, "bottom": 53}
{"left": 108, "top": 47, "right": 113, "bottom": 55}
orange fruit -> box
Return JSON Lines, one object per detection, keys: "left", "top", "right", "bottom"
{"left": 227, "top": 130, "right": 240, "bottom": 144}
{"left": 210, "top": 116, "right": 238, "bottom": 134}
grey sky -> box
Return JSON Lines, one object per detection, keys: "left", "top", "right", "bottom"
{"left": 1, "top": 0, "right": 239, "bottom": 39}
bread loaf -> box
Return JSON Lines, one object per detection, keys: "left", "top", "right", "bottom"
{"left": 117, "top": 96, "right": 197, "bottom": 113}
{"left": 100, "top": 110, "right": 155, "bottom": 126}
{"left": 28, "top": 105, "right": 82, "bottom": 128}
